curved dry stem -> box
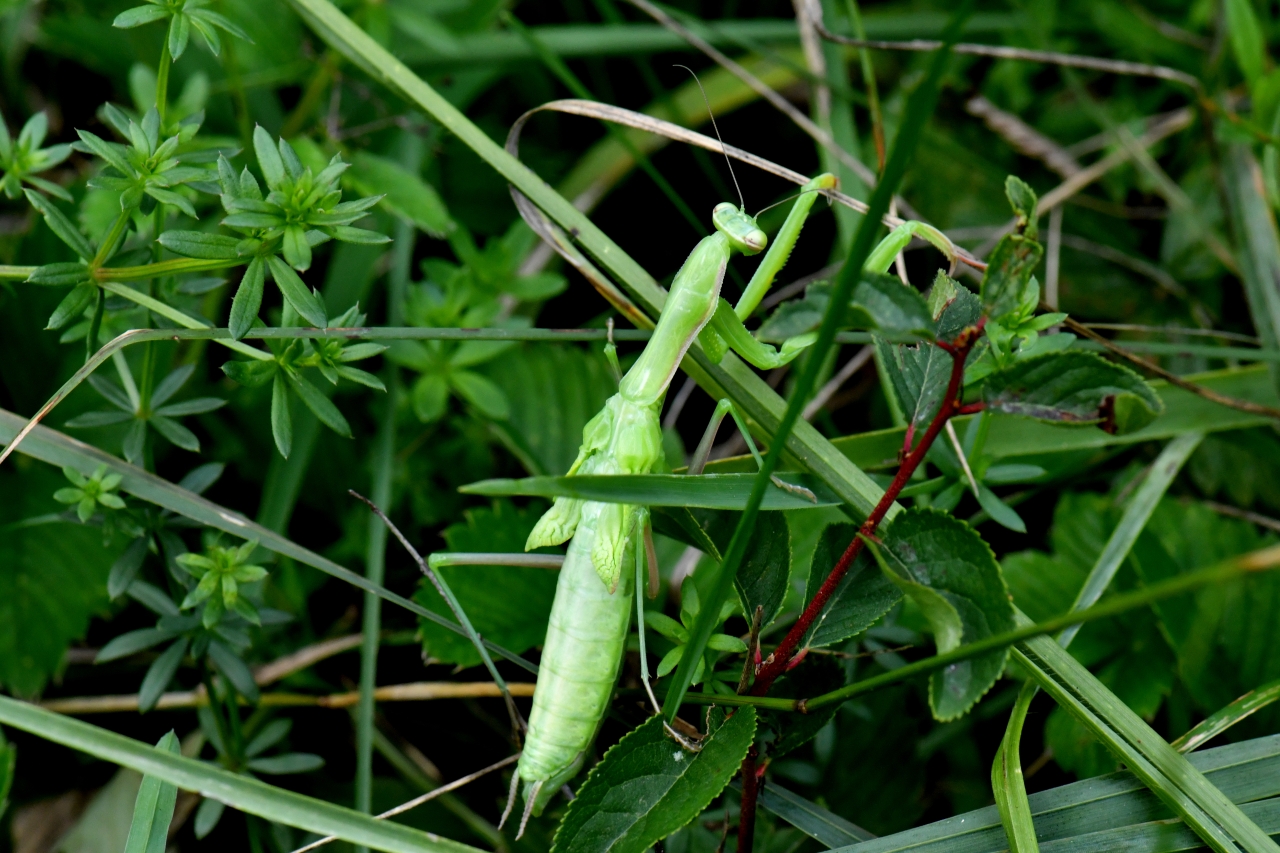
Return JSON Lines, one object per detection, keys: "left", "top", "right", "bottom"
{"left": 505, "top": 98, "right": 984, "bottom": 305}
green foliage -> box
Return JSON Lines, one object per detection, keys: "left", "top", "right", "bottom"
{"left": 803, "top": 522, "right": 899, "bottom": 648}
{"left": 175, "top": 537, "right": 268, "bottom": 627}
{"left": 0, "top": 111, "right": 72, "bottom": 200}
{"left": 415, "top": 501, "right": 559, "bottom": 667}
{"left": 113, "top": 0, "right": 250, "bottom": 59}
{"left": 124, "top": 731, "right": 181, "bottom": 853}
{"left": 551, "top": 708, "right": 756, "bottom": 853}
{"left": 646, "top": 576, "right": 745, "bottom": 685}
{"left": 870, "top": 509, "right": 1016, "bottom": 720}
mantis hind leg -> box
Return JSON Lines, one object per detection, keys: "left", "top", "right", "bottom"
{"left": 688, "top": 398, "right": 816, "bottom": 503}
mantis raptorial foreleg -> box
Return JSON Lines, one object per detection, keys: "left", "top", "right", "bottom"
{"left": 688, "top": 398, "right": 817, "bottom": 502}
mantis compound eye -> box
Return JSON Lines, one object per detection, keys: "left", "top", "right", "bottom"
{"left": 713, "top": 202, "right": 737, "bottom": 215}
{"left": 744, "top": 228, "right": 767, "bottom": 252}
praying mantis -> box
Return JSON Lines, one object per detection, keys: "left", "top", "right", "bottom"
{"left": 505, "top": 167, "right": 956, "bottom": 827}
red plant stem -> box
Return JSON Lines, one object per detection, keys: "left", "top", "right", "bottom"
{"left": 751, "top": 326, "right": 979, "bottom": 697}
{"left": 734, "top": 325, "right": 981, "bottom": 853}
{"left": 737, "top": 746, "right": 761, "bottom": 853}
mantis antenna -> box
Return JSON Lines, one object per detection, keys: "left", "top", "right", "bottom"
{"left": 673, "top": 63, "right": 745, "bottom": 212}
{"left": 754, "top": 186, "right": 830, "bottom": 219}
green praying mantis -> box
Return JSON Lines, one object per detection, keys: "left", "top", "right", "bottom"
{"left": 501, "top": 168, "right": 957, "bottom": 830}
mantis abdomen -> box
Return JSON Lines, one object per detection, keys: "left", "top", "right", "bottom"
{"left": 518, "top": 500, "right": 635, "bottom": 801}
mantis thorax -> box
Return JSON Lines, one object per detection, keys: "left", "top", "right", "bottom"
{"left": 712, "top": 202, "right": 767, "bottom": 255}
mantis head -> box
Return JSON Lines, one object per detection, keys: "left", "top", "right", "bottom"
{"left": 712, "top": 202, "right": 768, "bottom": 255}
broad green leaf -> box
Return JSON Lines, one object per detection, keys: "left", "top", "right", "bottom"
{"left": 758, "top": 654, "right": 846, "bottom": 757}
{"left": 758, "top": 275, "right": 933, "bottom": 340}
{"left": 872, "top": 508, "right": 1016, "bottom": 720}
{"left": 978, "top": 179, "right": 1042, "bottom": 323}
{"left": 113, "top": 5, "right": 171, "bottom": 28}
{"left": 551, "top": 707, "right": 756, "bottom": 853}
{"left": 848, "top": 273, "right": 935, "bottom": 337}
{"left": 28, "top": 261, "right": 90, "bottom": 286}
{"left": 0, "top": 475, "right": 119, "bottom": 695}
{"left": 874, "top": 335, "right": 952, "bottom": 429}
{"left": 484, "top": 342, "right": 617, "bottom": 476}
{"left": 123, "top": 731, "right": 181, "bottom": 853}
{"left": 462, "top": 473, "right": 842, "bottom": 510}
{"left": 416, "top": 501, "right": 558, "bottom": 667}
{"left": 0, "top": 694, "right": 491, "bottom": 853}
{"left": 981, "top": 352, "right": 1163, "bottom": 435}
{"left": 348, "top": 150, "right": 454, "bottom": 238}
{"left": 734, "top": 511, "right": 791, "bottom": 628}
{"left": 804, "top": 522, "right": 900, "bottom": 649}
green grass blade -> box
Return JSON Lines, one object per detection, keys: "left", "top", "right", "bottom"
{"left": 0, "top": 696, "right": 485, "bottom": 853}
{"left": 829, "top": 734, "right": 1280, "bottom": 853}
{"left": 1015, "top": 624, "right": 1280, "bottom": 853}
{"left": 0, "top": 407, "right": 537, "bottom": 675}
{"left": 124, "top": 732, "right": 180, "bottom": 853}
{"left": 462, "top": 473, "right": 843, "bottom": 509}
{"left": 992, "top": 682, "right": 1040, "bottom": 853}
{"left": 1058, "top": 432, "right": 1203, "bottom": 647}
{"left": 1173, "top": 680, "right": 1280, "bottom": 754}
{"left": 748, "top": 780, "right": 876, "bottom": 847}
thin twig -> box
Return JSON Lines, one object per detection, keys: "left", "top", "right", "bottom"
{"left": 39, "top": 682, "right": 538, "bottom": 715}
{"left": 944, "top": 420, "right": 979, "bottom": 496}
{"left": 811, "top": 30, "right": 1203, "bottom": 91}
{"left": 803, "top": 345, "right": 873, "bottom": 419}
{"left": 1044, "top": 205, "right": 1063, "bottom": 310}
{"left": 253, "top": 634, "right": 365, "bottom": 686}
{"left": 289, "top": 754, "right": 520, "bottom": 853}
{"left": 1060, "top": 233, "right": 1188, "bottom": 298}
{"left": 624, "top": 0, "right": 881, "bottom": 190}
{"left": 1058, "top": 316, "right": 1280, "bottom": 420}
{"left": 1201, "top": 500, "right": 1280, "bottom": 534}
{"left": 1085, "top": 323, "right": 1256, "bottom": 344}
{"left": 965, "top": 96, "right": 1082, "bottom": 179}
{"left": 350, "top": 491, "right": 529, "bottom": 739}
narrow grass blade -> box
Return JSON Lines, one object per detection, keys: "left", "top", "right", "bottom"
{"left": 462, "top": 473, "right": 842, "bottom": 509}
{"left": 828, "top": 734, "right": 1280, "bottom": 853}
{"left": 745, "top": 780, "right": 876, "bottom": 847}
{"left": 0, "top": 408, "right": 537, "bottom": 675}
{"left": 1015, "top": 622, "right": 1280, "bottom": 853}
{"left": 992, "top": 682, "right": 1040, "bottom": 853}
{"left": 1059, "top": 431, "right": 1203, "bottom": 647}
{"left": 0, "top": 696, "right": 485, "bottom": 853}
{"left": 1173, "top": 680, "right": 1280, "bottom": 754}
{"left": 124, "top": 732, "right": 181, "bottom": 853}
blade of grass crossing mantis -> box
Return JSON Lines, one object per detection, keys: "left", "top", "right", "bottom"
{"left": 1014, "top": 624, "right": 1280, "bottom": 853}
{"left": 662, "top": 0, "right": 974, "bottom": 721}
{"left": 124, "top": 732, "right": 181, "bottom": 853}
{"left": 283, "top": 0, "right": 897, "bottom": 528}
{"left": 0, "top": 696, "right": 485, "bottom": 853}
{"left": 0, "top": 408, "right": 538, "bottom": 675}
{"left": 991, "top": 433, "right": 1205, "bottom": 852}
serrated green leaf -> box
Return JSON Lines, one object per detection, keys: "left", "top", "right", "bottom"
{"left": 551, "top": 707, "right": 756, "bottom": 853}
{"left": 874, "top": 336, "right": 952, "bottom": 429}
{"left": 804, "top": 522, "right": 900, "bottom": 648}
{"left": 982, "top": 352, "right": 1164, "bottom": 435}
{"left": 873, "top": 508, "right": 1016, "bottom": 720}
{"left": 734, "top": 511, "right": 790, "bottom": 628}
{"left": 980, "top": 225, "right": 1043, "bottom": 323}
{"left": 848, "top": 273, "right": 936, "bottom": 337}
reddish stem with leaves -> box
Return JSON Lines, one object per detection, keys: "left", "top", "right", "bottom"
{"left": 734, "top": 322, "right": 984, "bottom": 853}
